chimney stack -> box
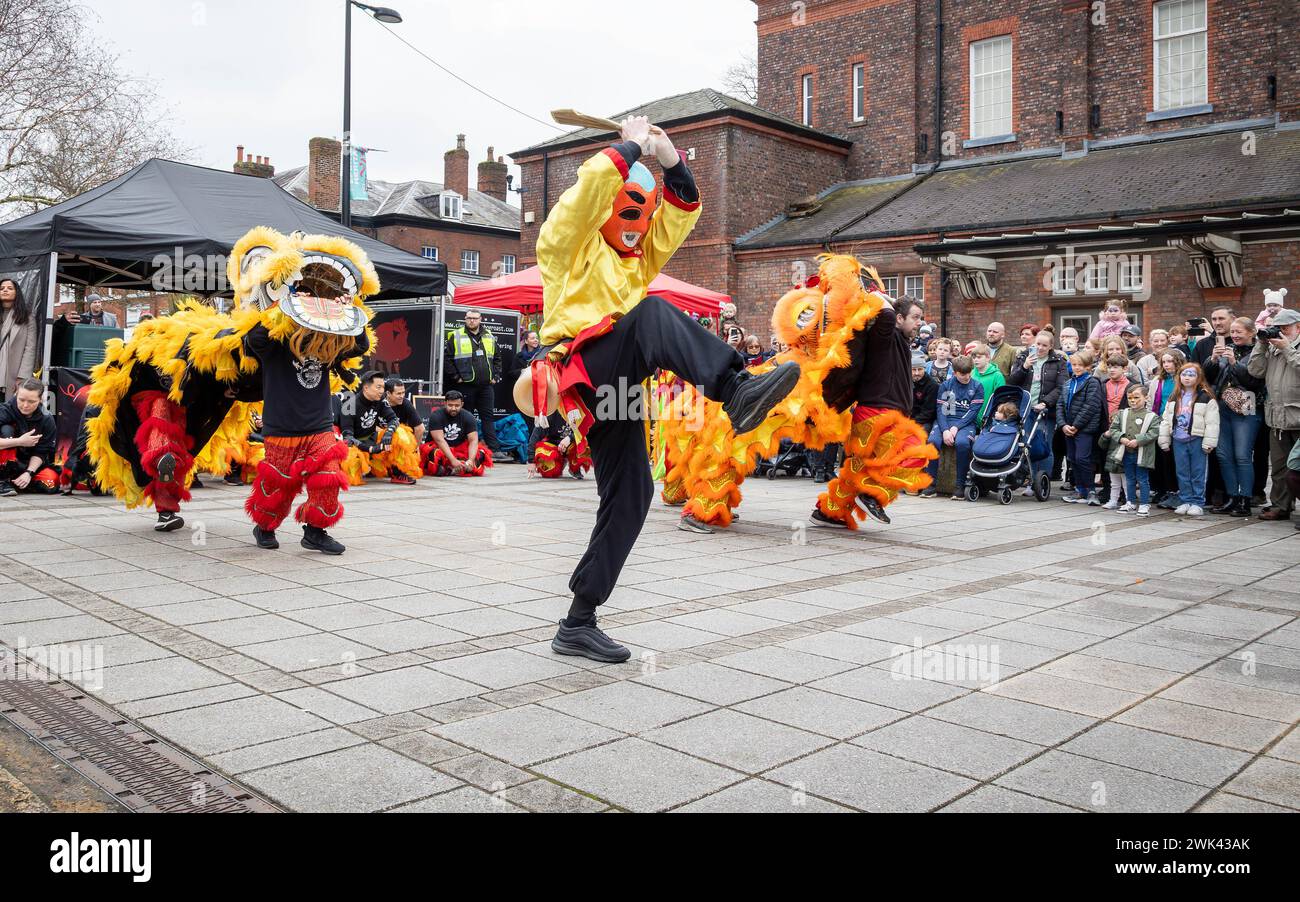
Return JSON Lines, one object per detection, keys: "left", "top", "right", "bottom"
{"left": 234, "top": 145, "right": 275, "bottom": 178}
{"left": 477, "top": 145, "right": 508, "bottom": 202}
{"left": 308, "top": 136, "right": 342, "bottom": 211}
{"left": 443, "top": 133, "right": 469, "bottom": 197}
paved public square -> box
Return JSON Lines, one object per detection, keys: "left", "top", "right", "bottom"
{"left": 1, "top": 470, "right": 1298, "bottom": 813}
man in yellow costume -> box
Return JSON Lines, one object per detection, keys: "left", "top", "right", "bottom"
{"left": 528, "top": 115, "right": 799, "bottom": 663}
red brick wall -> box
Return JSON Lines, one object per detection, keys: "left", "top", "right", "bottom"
{"left": 369, "top": 225, "right": 520, "bottom": 281}
{"left": 755, "top": 0, "right": 1292, "bottom": 179}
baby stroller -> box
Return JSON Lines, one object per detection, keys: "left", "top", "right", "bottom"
{"left": 965, "top": 385, "right": 1052, "bottom": 505}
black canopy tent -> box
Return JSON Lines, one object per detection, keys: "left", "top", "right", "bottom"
{"left": 0, "top": 157, "right": 448, "bottom": 377}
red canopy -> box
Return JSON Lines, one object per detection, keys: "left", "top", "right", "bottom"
{"left": 453, "top": 266, "right": 728, "bottom": 318}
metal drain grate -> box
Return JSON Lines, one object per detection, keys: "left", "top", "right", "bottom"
{"left": 0, "top": 677, "right": 277, "bottom": 814}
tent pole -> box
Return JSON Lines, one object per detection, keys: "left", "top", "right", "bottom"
{"left": 433, "top": 295, "right": 444, "bottom": 395}
{"left": 40, "top": 251, "right": 58, "bottom": 393}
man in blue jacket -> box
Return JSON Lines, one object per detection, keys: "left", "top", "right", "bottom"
{"left": 925, "top": 356, "right": 984, "bottom": 498}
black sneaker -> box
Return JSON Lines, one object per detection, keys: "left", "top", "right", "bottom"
{"left": 919, "top": 486, "right": 937, "bottom": 498}
{"left": 301, "top": 525, "right": 345, "bottom": 555}
{"left": 0, "top": 481, "right": 16, "bottom": 497}
{"left": 809, "top": 508, "right": 845, "bottom": 528}
{"left": 722, "top": 362, "right": 800, "bottom": 435}
{"left": 813, "top": 470, "right": 829, "bottom": 484}
{"left": 678, "top": 514, "right": 714, "bottom": 534}
{"left": 190, "top": 476, "right": 204, "bottom": 489}
{"left": 154, "top": 511, "right": 184, "bottom": 532}
{"left": 855, "top": 495, "right": 891, "bottom": 524}
{"left": 155, "top": 452, "right": 177, "bottom": 483}
{"left": 551, "top": 618, "right": 631, "bottom": 664}
{"left": 223, "top": 473, "right": 244, "bottom": 486}
{"left": 389, "top": 472, "right": 416, "bottom": 485}
{"left": 253, "top": 526, "right": 279, "bottom": 549}
{"left": 570, "top": 468, "right": 586, "bottom": 480}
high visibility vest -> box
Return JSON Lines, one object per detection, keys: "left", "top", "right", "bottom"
{"left": 451, "top": 327, "right": 496, "bottom": 383}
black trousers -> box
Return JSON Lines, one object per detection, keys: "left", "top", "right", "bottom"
{"left": 458, "top": 383, "right": 500, "bottom": 452}
{"left": 808, "top": 443, "right": 841, "bottom": 475}
{"left": 567, "top": 296, "right": 744, "bottom": 619}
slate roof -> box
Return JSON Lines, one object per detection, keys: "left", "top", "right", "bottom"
{"left": 513, "top": 88, "right": 851, "bottom": 157}
{"left": 737, "top": 126, "right": 1300, "bottom": 249}
{"left": 273, "top": 167, "right": 520, "bottom": 233}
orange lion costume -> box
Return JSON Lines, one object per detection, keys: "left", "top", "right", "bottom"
{"left": 661, "top": 255, "right": 936, "bottom": 530}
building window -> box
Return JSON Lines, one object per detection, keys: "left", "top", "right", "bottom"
{"left": 969, "top": 35, "right": 1013, "bottom": 140}
{"left": 1118, "top": 256, "right": 1145, "bottom": 293}
{"left": 801, "top": 74, "right": 813, "bottom": 126}
{"left": 441, "top": 192, "right": 463, "bottom": 221}
{"left": 1052, "top": 264, "right": 1075, "bottom": 295}
{"left": 421, "top": 246, "right": 438, "bottom": 261}
{"left": 1083, "top": 262, "right": 1109, "bottom": 294}
{"left": 461, "top": 250, "right": 479, "bottom": 274}
{"left": 501, "top": 255, "right": 516, "bottom": 275}
{"left": 852, "top": 63, "right": 866, "bottom": 122}
{"left": 881, "top": 276, "right": 899, "bottom": 297}
{"left": 1154, "top": 0, "right": 1207, "bottom": 111}
{"left": 904, "top": 275, "right": 925, "bottom": 301}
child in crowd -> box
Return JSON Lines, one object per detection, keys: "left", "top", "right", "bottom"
{"left": 992, "top": 401, "right": 1020, "bottom": 426}
{"left": 926, "top": 337, "right": 954, "bottom": 383}
{"left": 1149, "top": 348, "right": 1187, "bottom": 508}
{"left": 1158, "top": 362, "right": 1219, "bottom": 517}
{"left": 1098, "top": 353, "right": 1141, "bottom": 505}
{"left": 1255, "top": 288, "right": 1286, "bottom": 328}
{"left": 1101, "top": 384, "right": 1160, "bottom": 516}
{"left": 968, "top": 343, "right": 1006, "bottom": 422}
{"left": 925, "top": 355, "right": 984, "bottom": 499}
{"left": 1090, "top": 301, "right": 1129, "bottom": 341}
{"left": 1058, "top": 350, "right": 1103, "bottom": 504}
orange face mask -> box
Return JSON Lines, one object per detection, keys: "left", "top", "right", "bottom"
{"left": 600, "top": 163, "right": 657, "bottom": 255}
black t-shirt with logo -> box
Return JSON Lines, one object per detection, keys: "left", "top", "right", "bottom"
{"left": 243, "top": 324, "right": 369, "bottom": 438}
{"left": 427, "top": 407, "right": 478, "bottom": 448}
{"left": 341, "top": 392, "right": 398, "bottom": 445}
{"left": 390, "top": 397, "right": 423, "bottom": 429}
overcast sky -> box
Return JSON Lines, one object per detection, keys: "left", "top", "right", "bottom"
{"left": 89, "top": 0, "right": 758, "bottom": 204}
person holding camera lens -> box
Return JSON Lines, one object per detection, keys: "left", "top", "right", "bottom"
{"left": 1204, "top": 317, "right": 1266, "bottom": 517}
{"left": 1248, "top": 308, "right": 1300, "bottom": 522}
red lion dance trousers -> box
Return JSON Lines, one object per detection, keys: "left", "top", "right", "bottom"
{"left": 133, "top": 391, "right": 193, "bottom": 514}
{"left": 246, "top": 432, "right": 349, "bottom": 530}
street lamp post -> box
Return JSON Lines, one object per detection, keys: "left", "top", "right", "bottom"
{"left": 342, "top": 1, "right": 402, "bottom": 230}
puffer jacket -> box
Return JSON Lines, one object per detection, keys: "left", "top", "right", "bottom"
{"left": 1058, "top": 373, "right": 1104, "bottom": 435}
{"left": 1008, "top": 348, "right": 1068, "bottom": 412}
{"left": 1158, "top": 388, "right": 1220, "bottom": 452}
{"left": 1246, "top": 334, "right": 1300, "bottom": 430}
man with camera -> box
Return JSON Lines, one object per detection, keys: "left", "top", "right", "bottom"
{"left": 1248, "top": 308, "right": 1300, "bottom": 522}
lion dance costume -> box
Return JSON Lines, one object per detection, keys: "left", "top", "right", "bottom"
{"left": 88, "top": 227, "right": 378, "bottom": 553}
{"left": 661, "top": 255, "right": 936, "bottom": 531}
{"left": 518, "top": 125, "right": 799, "bottom": 664}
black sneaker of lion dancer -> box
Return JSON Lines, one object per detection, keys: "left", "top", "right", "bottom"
{"left": 551, "top": 617, "right": 631, "bottom": 664}
{"left": 722, "top": 362, "right": 801, "bottom": 435}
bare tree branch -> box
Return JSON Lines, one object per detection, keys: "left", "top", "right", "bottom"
{"left": 720, "top": 52, "right": 759, "bottom": 105}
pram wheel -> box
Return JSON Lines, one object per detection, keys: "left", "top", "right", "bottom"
{"left": 964, "top": 484, "right": 980, "bottom": 502}
{"left": 999, "top": 487, "right": 1014, "bottom": 505}
{"left": 1033, "top": 472, "right": 1051, "bottom": 502}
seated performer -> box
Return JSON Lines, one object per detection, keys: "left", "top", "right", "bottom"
{"left": 422, "top": 390, "right": 490, "bottom": 476}
{"left": 523, "top": 115, "right": 799, "bottom": 663}
{"left": 528, "top": 411, "right": 589, "bottom": 479}
{"left": 339, "top": 371, "right": 418, "bottom": 485}
{"left": 810, "top": 293, "right": 936, "bottom": 527}
{"left": 385, "top": 378, "right": 426, "bottom": 444}
{"left": 0, "top": 379, "right": 59, "bottom": 497}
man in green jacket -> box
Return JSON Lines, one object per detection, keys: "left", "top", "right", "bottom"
{"left": 1249, "top": 308, "right": 1300, "bottom": 521}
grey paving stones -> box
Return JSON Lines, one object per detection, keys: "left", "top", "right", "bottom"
{"left": 241, "top": 744, "right": 460, "bottom": 812}
{"left": 994, "top": 751, "right": 1208, "bottom": 812}
{"left": 428, "top": 647, "right": 577, "bottom": 690}
{"left": 735, "top": 687, "right": 906, "bottom": 739}
{"left": 634, "top": 661, "right": 791, "bottom": 705}
{"left": 646, "top": 709, "right": 833, "bottom": 772}
{"left": 1060, "top": 722, "right": 1252, "bottom": 787}
{"left": 924, "top": 692, "right": 1096, "bottom": 746}
{"left": 542, "top": 681, "right": 712, "bottom": 733}
{"left": 674, "top": 778, "right": 851, "bottom": 812}
{"left": 326, "top": 666, "right": 485, "bottom": 715}
{"left": 536, "top": 737, "right": 742, "bottom": 811}
{"left": 767, "top": 744, "right": 976, "bottom": 811}
{"left": 431, "top": 705, "right": 621, "bottom": 766}
{"left": 141, "top": 695, "right": 331, "bottom": 755}
{"left": 851, "top": 716, "right": 1042, "bottom": 779}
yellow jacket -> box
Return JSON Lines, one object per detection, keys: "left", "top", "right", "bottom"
{"left": 537, "top": 147, "right": 701, "bottom": 347}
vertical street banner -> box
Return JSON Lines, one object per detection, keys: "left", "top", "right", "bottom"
{"left": 350, "top": 147, "right": 369, "bottom": 202}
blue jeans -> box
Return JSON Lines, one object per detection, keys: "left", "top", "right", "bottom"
{"left": 1173, "top": 438, "right": 1208, "bottom": 506}
{"left": 927, "top": 424, "right": 975, "bottom": 488}
{"left": 1122, "top": 452, "right": 1151, "bottom": 505}
{"left": 1215, "top": 405, "right": 1261, "bottom": 498}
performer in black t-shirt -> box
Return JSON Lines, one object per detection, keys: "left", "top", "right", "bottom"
{"left": 338, "top": 371, "right": 420, "bottom": 485}
{"left": 422, "top": 390, "right": 490, "bottom": 477}
{"left": 385, "top": 378, "right": 426, "bottom": 445}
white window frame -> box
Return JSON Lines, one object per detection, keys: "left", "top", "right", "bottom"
{"left": 501, "top": 254, "right": 516, "bottom": 275}
{"left": 852, "top": 63, "right": 866, "bottom": 122}
{"left": 881, "top": 276, "right": 899, "bottom": 297}
{"left": 801, "top": 74, "right": 813, "bottom": 126}
{"left": 1083, "top": 262, "right": 1110, "bottom": 294}
{"left": 904, "top": 274, "right": 925, "bottom": 302}
{"left": 460, "top": 250, "right": 479, "bottom": 275}
{"left": 969, "top": 35, "right": 1013, "bottom": 140}
{"left": 1118, "top": 257, "right": 1144, "bottom": 293}
{"left": 1153, "top": 0, "right": 1208, "bottom": 112}
{"left": 1051, "top": 264, "right": 1075, "bottom": 296}
{"left": 440, "top": 192, "right": 463, "bottom": 221}
{"left": 420, "top": 246, "right": 438, "bottom": 261}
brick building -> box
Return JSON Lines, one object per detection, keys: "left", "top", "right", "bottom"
{"left": 512, "top": 0, "right": 1300, "bottom": 342}
{"left": 244, "top": 138, "right": 521, "bottom": 295}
